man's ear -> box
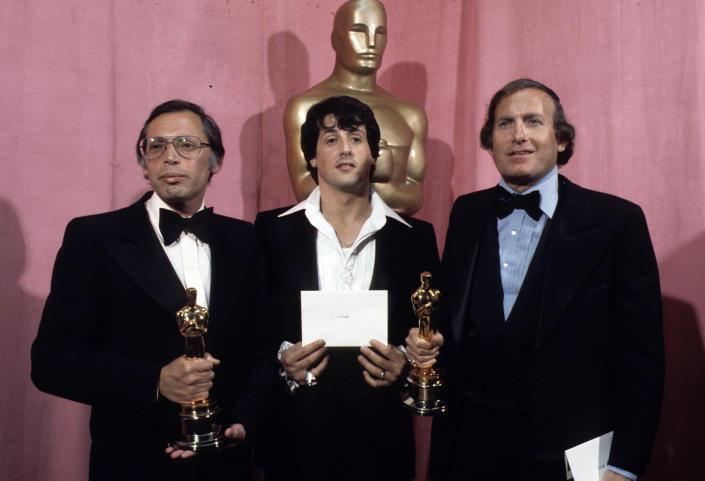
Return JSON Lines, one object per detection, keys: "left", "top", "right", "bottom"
{"left": 209, "top": 161, "right": 222, "bottom": 175}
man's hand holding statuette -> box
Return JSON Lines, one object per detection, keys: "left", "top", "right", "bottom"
{"left": 405, "top": 327, "right": 444, "bottom": 368}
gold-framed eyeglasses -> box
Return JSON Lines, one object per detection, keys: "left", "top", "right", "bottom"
{"left": 140, "top": 136, "right": 211, "bottom": 161}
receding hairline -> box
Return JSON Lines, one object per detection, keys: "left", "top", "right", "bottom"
{"left": 493, "top": 88, "right": 559, "bottom": 122}
{"left": 145, "top": 109, "right": 206, "bottom": 133}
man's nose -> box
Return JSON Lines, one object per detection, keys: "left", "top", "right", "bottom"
{"left": 340, "top": 137, "right": 353, "bottom": 153}
{"left": 513, "top": 122, "right": 527, "bottom": 142}
{"left": 164, "top": 142, "right": 179, "bottom": 163}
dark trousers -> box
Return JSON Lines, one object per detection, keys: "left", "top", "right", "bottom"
{"left": 446, "top": 401, "right": 566, "bottom": 481}
{"left": 89, "top": 443, "right": 252, "bottom": 481}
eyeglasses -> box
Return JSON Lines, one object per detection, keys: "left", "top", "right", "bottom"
{"left": 140, "top": 136, "right": 211, "bottom": 161}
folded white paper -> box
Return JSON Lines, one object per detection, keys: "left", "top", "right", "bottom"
{"left": 300, "top": 290, "right": 388, "bottom": 346}
{"left": 565, "top": 431, "right": 613, "bottom": 481}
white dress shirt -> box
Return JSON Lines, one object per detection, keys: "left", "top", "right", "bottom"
{"left": 279, "top": 187, "right": 410, "bottom": 291}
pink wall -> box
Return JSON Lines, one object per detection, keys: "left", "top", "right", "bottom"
{"left": 2, "top": 0, "right": 703, "bottom": 479}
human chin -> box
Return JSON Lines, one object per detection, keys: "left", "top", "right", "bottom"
{"left": 500, "top": 173, "right": 535, "bottom": 188}
{"left": 496, "top": 163, "right": 532, "bottom": 185}
{"left": 153, "top": 183, "right": 183, "bottom": 201}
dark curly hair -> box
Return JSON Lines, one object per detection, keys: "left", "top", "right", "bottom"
{"left": 300, "top": 95, "right": 380, "bottom": 183}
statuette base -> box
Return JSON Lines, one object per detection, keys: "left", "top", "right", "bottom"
{"left": 174, "top": 399, "right": 232, "bottom": 452}
{"left": 401, "top": 372, "right": 447, "bottom": 416}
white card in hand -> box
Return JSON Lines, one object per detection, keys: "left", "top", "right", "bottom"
{"left": 300, "top": 290, "right": 388, "bottom": 346}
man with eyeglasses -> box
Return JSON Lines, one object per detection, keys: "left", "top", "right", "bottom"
{"left": 31, "top": 100, "right": 273, "bottom": 481}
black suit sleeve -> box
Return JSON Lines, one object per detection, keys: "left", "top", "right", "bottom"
{"left": 608, "top": 204, "right": 665, "bottom": 473}
{"left": 31, "top": 218, "right": 162, "bottom": 411}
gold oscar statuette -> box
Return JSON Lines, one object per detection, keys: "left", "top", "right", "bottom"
{"left": 401, "top": 272, "right": 447, "bottom": 415}
{"left": 173, "top": 288, "right": 229, "bottom": 452}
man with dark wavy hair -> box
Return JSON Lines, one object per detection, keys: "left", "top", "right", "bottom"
{"left": 32, "top": 100, "right": 272, "bottom": 480}
{"left": 256, "top": 95, "right": 439, "bottom": 481}
{"left": 410, "top": 79, "right": 664, "bottom": 480}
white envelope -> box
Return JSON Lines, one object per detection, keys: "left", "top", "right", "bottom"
{"left": 300, "top": 290, "right": 388, "bottom": 346}
{"left": 565, "top": 431, "right": 613, "bottom": 481}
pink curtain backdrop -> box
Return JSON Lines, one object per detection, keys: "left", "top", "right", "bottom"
{"left": 2, "top": 0, "right": 703, "bottom": 479}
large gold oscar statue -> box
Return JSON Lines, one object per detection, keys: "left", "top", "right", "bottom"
{"left": 284, "top": 0, "right": 427, "bottom": 215}
{"left": 173, "top": 288, "right": 228, "bottom": 452}
{"left": 401, "top": 272, "right": 447, "bottom": 415}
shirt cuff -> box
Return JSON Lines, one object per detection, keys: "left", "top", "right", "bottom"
{"left": 607, "top": 465, "right": 637, "bottom": 480}
{"left": 277, "top": 340, "right": 300, "bottom": 393}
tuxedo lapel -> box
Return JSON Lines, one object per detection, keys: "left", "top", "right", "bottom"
{"left": 536, "top": 177, "right": 612, "bottom": 347}
{"left": 103, "top": 195, "right": 186, "bottom": 319}
{"left": 469, "top": 214, "right": 505, "bottom": 340}
{"left": 370, "top": 219, "right": 412, "bottom": 327}
{"left": 207, "top": 218, "right": 249, "bottom": 333}
{"left": 447, "top": 191, "right": 494, "bottom": 343}
{"left": 370, "top": 220, "right": 407, "bottom": 289}
{"left": 277, "top": 212, "right": 319, "bottom": 291}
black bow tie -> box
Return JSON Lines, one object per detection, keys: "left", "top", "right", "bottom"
{"left": 159, "top": 208, "right": 213, "bottom": 245}
{"left": 495, "top": 186, "right": 542, "bottom": 221}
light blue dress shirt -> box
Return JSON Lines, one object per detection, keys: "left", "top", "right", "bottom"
{"left": 497, "top": 167, "right": 558, "bottom": 319}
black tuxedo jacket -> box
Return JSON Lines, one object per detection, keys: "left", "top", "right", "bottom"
{"left": 254, "top": 207, "right": 440, "bottom": 481}
{"left": 433, "top": 176, "right": 664, "bottom": 476}
{"left": 31, "top": 192, "right": 274, "bottom": 481}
